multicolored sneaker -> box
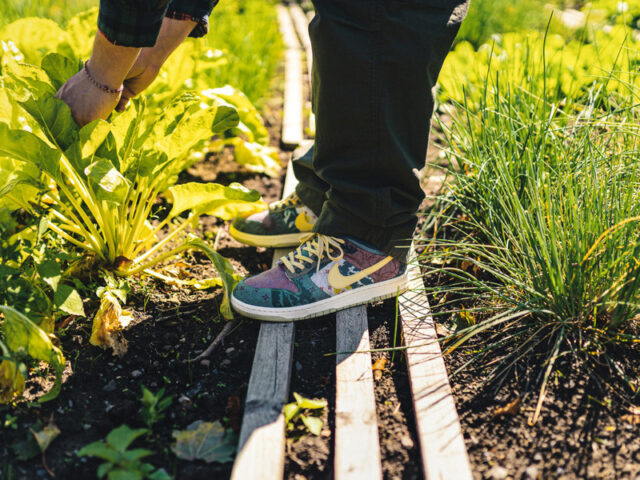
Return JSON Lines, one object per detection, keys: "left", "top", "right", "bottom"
{"left": 231, "top": 234, "right": 409, "bottom": 321}
{"left": 229, "top": 192, "right": 318, "bottom": 248}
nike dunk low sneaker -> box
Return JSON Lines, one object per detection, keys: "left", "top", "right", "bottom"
{"left": 229, "top": 192, "right": 318, "bottom": 248}
{"left": 231, "top": 234, "right": 409, "bottom": 321}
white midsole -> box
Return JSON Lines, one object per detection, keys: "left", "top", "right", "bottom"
{"left": 228, "top": 223, "right": 308, "bottom": 248}
{"left": 231, "top": 273, "right": 410, "bottom": 322}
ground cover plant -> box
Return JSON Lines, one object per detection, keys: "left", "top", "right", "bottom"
{"left": 0, "top": 1, "right": 282, "bottom": 407}
{"left": 424, "top": 25, "right": 640, "bottom": 423}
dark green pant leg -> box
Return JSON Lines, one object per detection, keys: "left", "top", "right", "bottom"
{"left": 292, "top": 142, "right": 326, "bottom": 216}
{"left": 300, "top": 0, "right": 468, "bottom": 261}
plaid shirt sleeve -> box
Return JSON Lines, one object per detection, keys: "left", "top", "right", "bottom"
{"left": 165, "top": 0, "right": 219, "bottom": 38}
{"left": 97, "top": 0, "right": 218, "bottom": 48}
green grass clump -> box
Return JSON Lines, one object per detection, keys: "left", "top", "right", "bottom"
{"left": 207, "top": 0, "right": 283, "bottom": 107}
{"left": 422, "top": 34, "right": 640, "bottom": 422}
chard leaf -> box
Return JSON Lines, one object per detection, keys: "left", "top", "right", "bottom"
{"left": 2, "top": 56, "right": 55, "bottom": 101}
{"left": 0, "top": 122, "right": 61, "bottom": 180}
{"left": 53, "top": 284, "right": 85, "bottom": 317}
{"left": 156, "top": 105, "right": 237, "bottom": 161}
{"left": 0, "top": 88, "right": 25, "bottom": 129}
{"left": 0, "top": 18, "right": 71, "bottom": 66}
{"left": 89, "top": 291, "right": 129, "bottom": 356}
{"left": 228, "top": 137, "right": 281, "bottom": 178}
{"left": 164, "top": 182, "right": 264, "bottom": 220}
{"left": 84, "top": 158, "right": 130, "bottom": 205}
{"left": 0, "top": 306, "right": 65, "bottom": 402}
{"left": 66, "top": 119, "right": 112, "bottom": 170}
{"left": 202, "top": 86, "right": 269, "bottom": 145}
{"left": 19, "top": 95, "right": 78, "bottom": 150}
{"left": 182, "top": 237, "right": 238, "bottom": 319}
{"left": 41, "top": 52, "right": 80, "bottom": 90}
{"left": 64, "top": 8, "right": 98, "bottom": 61}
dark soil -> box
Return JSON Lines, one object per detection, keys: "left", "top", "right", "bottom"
{"left": 442, "top": 338, "right": 640, "bottom": 480}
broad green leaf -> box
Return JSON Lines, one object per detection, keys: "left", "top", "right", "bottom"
{"left": 109, "top": 470, "right": 144, "bottom": 480}
{"left": 65, "top": 8, "right": 98, "bottom": 61}
{"left": 164, "top": 182, "right": 264, "bottom": 220}
{"left": 84, "top": 158, "right": 130, "bottom": 205}
{"left": 31, "top": 421, "right": 61, "bottom": 452}
{"left": 77, "top": 442, "right": 120, "bottom": 462}
{"left": 53, "top": 284, "right": 85, "bottom": 317}
{"left": 37, "top": 259, "right": 61, "bottom": 291}
{"left": 0, "top": 18, "right": 71, "bottom": 66}
{"left": 66, "top": 120, "right": 113, "bottom": 171}
{"left": 171, "top": 420, "right": 237, "bottom": 463}
{"left": 155, "top": 105, "right": 235, "bottom": 161}
{"left": 0, "top": 306, "right": 65, "bottom": 402}
{"left": 0, "top": 123, "right": 61, "bottom": 180}
{"left": 0, "top": 88, "right": 24, "bottom": 129}
{"left": 182, "top": 237, "right": 238, "bottom": 320}
{"left": 121, "top": 448, "right": 154, "bottom": 462}
{"left": 20, "top": 95, "right": 79, "bottom": 150}
{"left": 300, "top": 415, "right": 323, "bottom": 436}
{"left": 41, "top": 53, "right": 80, "bottom": 90}
{"left": 228, "top": 137, "right": 281, "bottom": 178}
{"left": 202, "top": 86, "right": 269, "bottom": 145}
{"left": 2, "top": 56, "right": 55, "bottom": 101}
{"left": 210, "top": 104, "right": 240, "bottom": 134}
{"left": 105, "top": 425, "right": 148, "bottom": 452}
{"left": 293, "top": 392, "right": 327, "bottom": 410}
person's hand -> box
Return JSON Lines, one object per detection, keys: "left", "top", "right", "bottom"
{"left": 55, "top": 69, "right": 122, "bottom": 127}
{"left": 115, "top": 51, "right": 162, "bottom": 112}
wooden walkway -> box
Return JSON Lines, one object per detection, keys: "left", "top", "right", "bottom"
{"left": 231, "top": 4, "right": 472, "bottom": 479}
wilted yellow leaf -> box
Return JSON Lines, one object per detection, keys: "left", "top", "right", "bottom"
{"left": 0, "top": 358, "right": 25, "bottom": 403}
{"left": 89, "top": 292, "right": 128, "bottom": 356}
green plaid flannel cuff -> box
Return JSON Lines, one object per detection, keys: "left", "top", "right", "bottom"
{"left": 98, "top": 0, "right": 171, "bottom": 47}
{"left": 165, "top": 0, "right": 219, "bottom": 38}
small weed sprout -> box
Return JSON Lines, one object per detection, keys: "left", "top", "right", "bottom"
{"left": 139, "top": 386, "right": 173, "bottom": 429}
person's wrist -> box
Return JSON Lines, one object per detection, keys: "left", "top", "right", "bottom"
{"left": 85, "top": 58, "right": 126, "bottom": 92}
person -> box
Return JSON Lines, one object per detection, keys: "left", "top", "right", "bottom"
{"left": 58, "top": 0, "right": 469, "bottom": 322}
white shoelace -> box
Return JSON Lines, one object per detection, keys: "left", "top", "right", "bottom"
{"left": 281, "top": 234, "right": 344, "bottom": 274}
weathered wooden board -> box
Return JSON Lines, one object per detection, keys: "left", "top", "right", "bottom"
{"left": 277, "top": 4, "right": 304, "bottom": 149}
{"left": 399, "top": 251, "right": 473, "bottom": 480}
{"left": 335, "top": 306, "right": 383, "bottom": 480}
{"left": 287, "top": 3, "right": 315, "bottom": 138}
{"left": 231, "top": 162, "right": 298, "bottom": 480}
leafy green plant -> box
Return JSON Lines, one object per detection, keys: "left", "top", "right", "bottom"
{"left": 284, "top": 392, "right": 326, "bottom": 436}
{"left": 0, "top": 306, "right": 65, "bottom": 402}
{"left": 139, "top": 385, "right": 173, "bottom": 429}
{"left": 77, "top": 425, "right": 171, "bottom": 480}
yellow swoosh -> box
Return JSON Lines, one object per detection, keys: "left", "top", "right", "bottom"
{"left": 294, "top": 211, "right": 315, "bottom": 231}
{"left": 327, "top": 256, "right": 393, "bottom": 290}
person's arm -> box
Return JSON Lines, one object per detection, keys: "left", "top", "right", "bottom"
{"left": 56, "top": 0, "right": 171, "bottom": 126}
{"left": 116, "top": 17, "right": 198, "bottom": 112}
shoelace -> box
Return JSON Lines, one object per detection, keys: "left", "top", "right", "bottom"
{"left": 281, "top": 233, "right": 344, "bottom": 274}
{"left": 270, "top": 192, "right": 301, "bottom": 212}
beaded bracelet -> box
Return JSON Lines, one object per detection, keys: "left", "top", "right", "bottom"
{"left": 83, "top": 61, "right": 124, "bottom": 95}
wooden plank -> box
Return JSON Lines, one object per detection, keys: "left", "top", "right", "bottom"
{"left": 287, "top": 3, "right": 315, "bottom": 138}
{"left": 399, "top": 249, "right": 473, "bottom": 480}
{"left": 231, "top": 162, "right": 299, "bottom": 480}
{"left": 335, "top": 306, "right": 383, "bottom": 480}
{"left": 277, "top": 4, "right": 304, "bottom": 149}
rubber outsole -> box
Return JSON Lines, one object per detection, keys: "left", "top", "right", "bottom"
{"left": 231, "top": 273, "right": 409, "bottom": 322}
{"left": 228, "top": 223, "right": 308, "bottom": 248}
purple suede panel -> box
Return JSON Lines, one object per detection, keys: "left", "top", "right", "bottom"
{"left": 342, "top": 240, "right": 401, "bottom": 282}
{"left": 244, "top": 264, "right": 298, "bottom": 292}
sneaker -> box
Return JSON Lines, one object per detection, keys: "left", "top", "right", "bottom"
{"left": 231, "top": 234, "right": 409, "bottom": 321}
{"left": 229, "top": 192, "right": 318, "bottom": 248}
